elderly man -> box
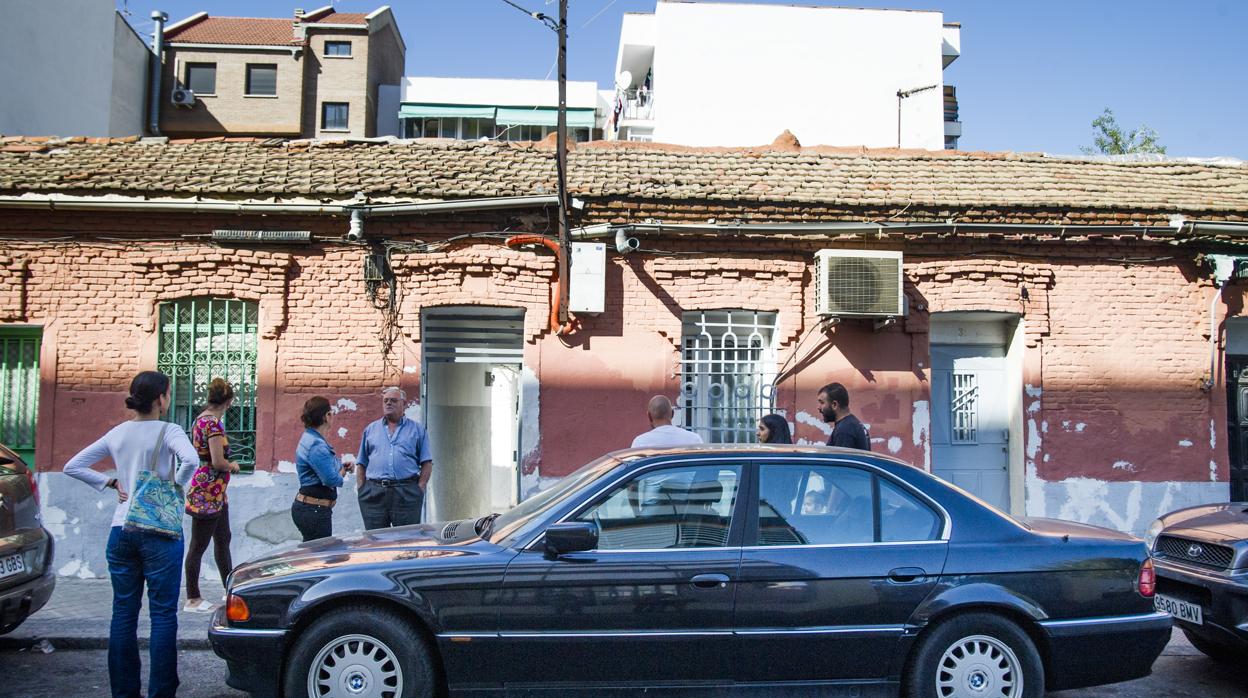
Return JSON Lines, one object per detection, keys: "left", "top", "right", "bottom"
{"left": 631, "top": 395, "right": 703, "bottom": 448}
{"left": 356, "top": 387, "right": 434, "bottom": 529}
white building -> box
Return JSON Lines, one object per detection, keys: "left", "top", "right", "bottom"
{"left": 611, "top": 1, "right": 962, "bottom": 149}
{"left": 379, "top": 77, "right": 606, "bottom": 142}
{"left": 0, "top": 1, "right": 150, "bottom": 137}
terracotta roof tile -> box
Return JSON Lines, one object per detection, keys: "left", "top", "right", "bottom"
{"left": 166, "top": 17, "right": 299, "bottom": 46}
{"left": 306, "top": 11, "right": 368, "bottom": 25}
{"left": 0, "top": 138, "right": 1245, "bottom": 221}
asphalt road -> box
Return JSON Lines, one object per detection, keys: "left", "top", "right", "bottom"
{"left": 1, "top": 646, "right": 1244, "bottom": 697}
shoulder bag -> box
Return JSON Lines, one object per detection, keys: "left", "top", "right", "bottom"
{"left": 122, "top": 423, "right": 185, "bottom": 539}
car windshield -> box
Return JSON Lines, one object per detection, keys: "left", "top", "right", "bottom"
{"left": 488, "top": 454, "right": 624, "bottom": 545}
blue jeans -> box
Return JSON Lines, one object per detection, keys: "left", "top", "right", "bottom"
{"left": 105, "top": 526, "right": 183, "bottom": 698}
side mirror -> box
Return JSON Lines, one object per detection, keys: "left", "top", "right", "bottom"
{"left": 544, "top": 522, "right": 598, "bottom": 557}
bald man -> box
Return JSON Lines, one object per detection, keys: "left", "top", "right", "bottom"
{"left": 630, "top": 395, "right": 704, "bottom": 448}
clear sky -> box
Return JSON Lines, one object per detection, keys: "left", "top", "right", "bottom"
{"left": 119, "top": 0, "right": 1248, "bottom": 158}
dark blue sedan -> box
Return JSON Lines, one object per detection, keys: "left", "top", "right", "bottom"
{"left": 210, "top": 446, "right": 1170, "bottom": 697}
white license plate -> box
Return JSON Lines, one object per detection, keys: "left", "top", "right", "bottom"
{"left": 1155, "top": 593, "right": 1203, "bottom": 625}
{"left": 0, "top": 553, "right": 25, "bottom": 580}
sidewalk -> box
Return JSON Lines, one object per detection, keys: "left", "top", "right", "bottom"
{"left": 1, "top": 577, "right": 1205, "bottom": 657}
{"left": 0, "top": 577, "right": 226, "bottom": 651}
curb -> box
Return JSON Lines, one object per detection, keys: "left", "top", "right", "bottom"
{"left": 0, "top": 635, "right": 212, "bottom": 651}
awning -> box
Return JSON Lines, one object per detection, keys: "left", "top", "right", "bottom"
{"left": 494, "top": 107, "right": 596, "bottom": 129}
{"left": 398, "top": 104, "right": 497, "bottom": 119}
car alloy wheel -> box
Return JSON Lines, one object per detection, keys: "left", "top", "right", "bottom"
{"left": 936, "top": 634, "right": 1022, "bottom": 698}
{"left": 307, "top": 633, "right": 403, "bottom": 698}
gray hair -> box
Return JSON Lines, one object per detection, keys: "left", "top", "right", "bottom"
{"left": 381, "top": 386, "right": 407, "bottom": 400}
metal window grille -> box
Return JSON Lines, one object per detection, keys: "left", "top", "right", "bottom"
{"left": 951, "top": 372, "right": 978, "bottom": 443}
{"left": 0, "top": 327, "right": 41, "bottom": 464}
{"left": 157, "top": 299, "right": 258, "bottom": 468}
{"left": 680, "top": 311, "right": 777, "bottom": 444}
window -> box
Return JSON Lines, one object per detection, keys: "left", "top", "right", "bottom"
{"left": 321, "top": 102, "right": 349, "bottom": 131}
{"left": 0, "top": 327, "right": 41, "bottom": 465}
{"left": 157, "top": 299, "right": 259, "bottom": 469}
{"left": 758, "top": 465, "right": 873, "bottom": 546}
{"left": 951, "top": 372, "right": 978, "bottom": 443}
{"left": 244, "top": 64, "right": 277, "bottom": 96}
{"left": 755, "top": 464, "right": 942, "bottom": 546}
{"left": 575, "top": 464, "right": 740, "bottom": 550}
{"left": 324, "top": 41, "right": 352, "bottom": 57}
{"left": 681, "top": 311, "right": 777, "bottom": 443}
{"left": 185, "top": 63, "right": 216, "bottom": 95}
{"left": 405, "top": 117, "right": 496, "bottom": 141}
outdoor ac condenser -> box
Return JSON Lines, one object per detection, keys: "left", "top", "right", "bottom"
{"left": 171, "top": 87, "right": 195, "bottom": 106}
{"left": 813, "top": 249, "right": 904, "bottom": 317}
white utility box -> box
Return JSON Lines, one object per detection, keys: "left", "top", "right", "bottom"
{"left": 569, "top": 242, "right": 606, "bottom": 313}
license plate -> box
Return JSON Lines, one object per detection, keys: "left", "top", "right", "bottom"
{"left": 0, "top": 553, "right": 24, "bottom": 580}
{"left": 1155, "top": 593, "right": 1203, "bottom": 625}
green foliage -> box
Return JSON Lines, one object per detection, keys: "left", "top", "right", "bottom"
{"left": 1081, "top": 108, "right": 1167, "bottom": 155}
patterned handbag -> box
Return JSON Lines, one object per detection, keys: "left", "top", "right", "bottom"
{"left": 123, "top": 423, "right": 185, "bottom": 540}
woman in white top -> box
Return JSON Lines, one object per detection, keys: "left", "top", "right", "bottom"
{"left": 64, "top": 370, "right": 199, "bottom": 698}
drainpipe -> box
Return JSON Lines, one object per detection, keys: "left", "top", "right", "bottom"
{"left": 148, "top": 11, "right": 169, "bottom": 136}
{"left": 1204, "top": 254, "right": 1239, "bottom": 392}
{"left": 504, "top": 234, "right": 577, "bottom": 336}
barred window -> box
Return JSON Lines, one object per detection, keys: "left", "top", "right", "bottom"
{"left": 157, "top": 299, "right": 259, "bottom": 469}
{"left": 680, "top": 311, "right": 778, "bottom": 444}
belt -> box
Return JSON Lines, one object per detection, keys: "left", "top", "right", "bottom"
{"left": 370, "top": 476, "right": 419, "bottom": 488}
{"left": 295, "top": 493, "right": 336, "bottom": 508}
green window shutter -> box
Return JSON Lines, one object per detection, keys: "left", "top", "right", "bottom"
{"left": 0, "top": 327, "right": 41, "bottom": 465}
{"left": 157, "top": 299, "right": 259, "bottom": 470}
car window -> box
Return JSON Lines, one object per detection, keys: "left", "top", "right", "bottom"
{"left": 575, "top": 464, "right": 741, "bottom": 550}
{"left": 879, "top": 477, "right": 941, "bottom": 542}
{"left": 758, "top": 465, "right": 873, "bottom": 545}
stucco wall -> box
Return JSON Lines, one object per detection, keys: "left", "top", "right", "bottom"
{"left": 0, "top": 207, "right": 1237, "bottom": 578}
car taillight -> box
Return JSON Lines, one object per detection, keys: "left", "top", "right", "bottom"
{"left": 226, "top": 594, "right": 251, "bottom": 623}
{"left": 25, "top": 467, "right": 38, "bottom": 506}
{"left": 1138, "top": 558, "right": 1156, "bottom": 597}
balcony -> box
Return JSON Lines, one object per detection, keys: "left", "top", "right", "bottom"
{"left": 618, "top": 88, "right": 655, "bottom": 122}
{"left": 944, "top": 85, "right": 961, "bottom": 149}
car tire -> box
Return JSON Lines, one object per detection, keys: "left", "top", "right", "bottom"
{"left": 283, "top": 604, "right": 436, "bottom": 698}
{"left": 904, "top": 612, "right": 1044, "bottom": 698}
{"left": 1183, "top": 630, "right": 1240, "bottom": 664}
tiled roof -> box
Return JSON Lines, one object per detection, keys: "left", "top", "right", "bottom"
{"left": 0, "top": 137, "right": 1246, "bottom": 219}
{"left": 306, "top": 11, "right": 369, "bottom": 25}
{"left": 165, "top": 16, "right": 300, "bottom": 46}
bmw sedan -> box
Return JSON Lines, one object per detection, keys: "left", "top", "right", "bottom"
{"left": 1146, "top": 502, "right": 1248, "bottom": 662}
{"left": 210, "top": 445, "right": 1170, "bottom": 697}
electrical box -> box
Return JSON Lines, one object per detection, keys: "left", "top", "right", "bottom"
{"left": 569, "top": 242, "right": 606, "bottom": 314}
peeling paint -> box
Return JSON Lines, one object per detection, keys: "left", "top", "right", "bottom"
{"left": 796, "top": 411, "right": 833, "bottom": 436}
{"left": 1075, "top": 423, "right": 1086, "bottom": 433}
{"left": 1061, "top": 421, "right": 1070, "bottom": 430}
{"left": 1041, "top": 421, "right": 1049, "bottom": 434}
{"left": 1043, "top": 454, "right": 1050, "bottom": 462}
{"left": 887, "top": 436, "right": 903, "bottom": 454}
{"left": 1210, "top": 420, "right": 1217, "bottom": 449}
{"left": 1038, "top": 478, "right": 1223, "bottom": 535}
{"left": 231, "top": 471, "right": 276, "bottom": 488}
{"left": 337, "top": 427, "right": 348, "bottom": 439}
{"left": 1027, "top": 401, "right": 1041, "bottom": 414}
{"left": 334, "top": 398, "right": 358, "bottom": 413}
{"left": 1210, "top": 461, "right": 1219, "bottom": 482}
{"left": 1025, "top": 384, "right": 1042, "bottom": 398}
{"left": 1179, "top": 439, "right": 1193, "bottom": 448}
{"left": 911, "top": 400, "right": 931, "bottom": 471}
{"left": 276, "top": 460, "right": 296, "bottom": 474}
{"left": 403, "top": 365, "right": 418, "bottom": 374}
{"left": 1112, "top": 460, "right": 1135, "bottom": 473}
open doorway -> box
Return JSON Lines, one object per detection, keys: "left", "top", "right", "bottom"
{"left": 421, "top": 307, "right": 525, "bottom": 521}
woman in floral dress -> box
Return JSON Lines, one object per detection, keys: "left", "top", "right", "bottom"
{"left": 182, "top": 377, "right": 240, "bottom": 612}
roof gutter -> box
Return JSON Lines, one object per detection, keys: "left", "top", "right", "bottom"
{"left": 0, "top": 194, "right": 558, "bottom": 217}
{"left": 1181, "top": 220, "right": 1248, "bottom": 237}
{"left": 572, "top": 220, "right": 1184, "bottom": 241}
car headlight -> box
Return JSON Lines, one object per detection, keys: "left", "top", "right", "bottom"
{"left": 1144, "top": 518, "right": 1164, "bottom": 552}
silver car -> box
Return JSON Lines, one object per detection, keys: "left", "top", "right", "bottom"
{"left": 0, "top": 443, "right": 54, "bottom": 634}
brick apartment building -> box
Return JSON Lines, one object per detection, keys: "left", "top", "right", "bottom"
{"left": 159, "top": 6, "right": 404, "bottom": 138}
{"left": 1, "top": 135, "right": 1246, "bottom": 579}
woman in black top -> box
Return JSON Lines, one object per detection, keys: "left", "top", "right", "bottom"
{"left": 756, "top": 413, "right": 793, "bottom": 444}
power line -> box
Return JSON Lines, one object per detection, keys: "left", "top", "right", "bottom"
{"left": 581, "top": 0, "right": 618, "bottom": 29}
{"left": 499, "top": 0, "right": 559, "bottom": 31}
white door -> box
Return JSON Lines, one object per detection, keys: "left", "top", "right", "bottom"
{"left": 931, "top": 344, "right": 1010, "bottom": 510}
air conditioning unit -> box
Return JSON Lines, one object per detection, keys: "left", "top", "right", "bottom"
{"left": 170, "top": 87, "right": 196, "bottom": 106}
{"left": 814, "top": 249, "right": 904, "bottom": 317}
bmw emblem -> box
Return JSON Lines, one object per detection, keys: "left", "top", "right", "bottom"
{"left": 1187, "top": 544, "right": 1204, "bottom": 558}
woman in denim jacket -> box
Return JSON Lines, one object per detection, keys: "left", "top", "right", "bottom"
{"left": 290, "top": 396, "right": 354, "bottom": 541}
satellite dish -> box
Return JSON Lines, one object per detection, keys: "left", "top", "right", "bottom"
{"left": 616, "top": 70, "right": 633, "bottom": 89}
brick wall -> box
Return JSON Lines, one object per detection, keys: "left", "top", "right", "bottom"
{"left": 160, "top": 47, "right": 304, "bottom": 136}
{"left": 304, "top": 29, "right": 369, "bottom": 138}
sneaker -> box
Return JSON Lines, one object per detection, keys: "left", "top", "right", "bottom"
{"left": 183, "top": 600, "right": 215, "bottom": 613}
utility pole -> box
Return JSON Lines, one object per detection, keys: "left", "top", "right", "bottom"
{"left": 555, "top": 0, "right": 571, "bottom": 325}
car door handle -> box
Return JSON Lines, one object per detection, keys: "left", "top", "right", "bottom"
{"left": 690, "top": 573, "right": 730, "bottom": 589}
{"left": 888, "top": 567, "right": 927, "bottom": 584}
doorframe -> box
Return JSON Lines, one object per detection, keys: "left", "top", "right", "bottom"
{"left": 929, "top": 312, "right": 1025, "bottom": 517}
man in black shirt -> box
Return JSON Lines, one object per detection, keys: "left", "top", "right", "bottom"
{"left": 817, "top": 382, "right": 870, "bottom": 450}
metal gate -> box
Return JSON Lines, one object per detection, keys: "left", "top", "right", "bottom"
{"left": 1226, "top": 357, "right": 1248, "bottom": 501}
{"left": 680, "top": 311, "right": 778, "bottom": 444}
{"left": 0, "top": 327, "right": 41, "bottom": 464}
{"left": 157, "top": 299, "right": 258, "bottom": 468}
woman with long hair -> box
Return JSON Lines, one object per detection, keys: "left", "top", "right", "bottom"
{"left": 290, "top": 396, "right": 354, "bottom": 542}
{"left": 182, "top": 377, "right": 241, "bottom": 613}
{"left": 757, "top": 413, "right": 794, "bottom": 444}
{"left": 64, "top": 370, "right": 199, "bottom": 698}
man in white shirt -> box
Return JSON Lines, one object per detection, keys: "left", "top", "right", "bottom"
{"left": 631, "top": 395, "right": 704, "bottom": 448}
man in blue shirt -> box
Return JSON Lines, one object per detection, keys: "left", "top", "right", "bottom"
{"left": 356, "top": 387, "right": 434, "bottom": 529}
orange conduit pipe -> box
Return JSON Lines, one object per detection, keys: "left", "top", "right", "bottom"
{"left": 504, "top": 234, "right": 578, "bottom": 336}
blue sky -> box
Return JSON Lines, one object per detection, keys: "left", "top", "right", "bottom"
{"left": 119, "top": 0, "right": 1248, "bottom": 158}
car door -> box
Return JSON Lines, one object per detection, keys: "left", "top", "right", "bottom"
{"left": 496, "top": 460, "right": 745, "bottom": 688}
{"left": 734, "top": 458, "right": 949, "bottom": 682}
